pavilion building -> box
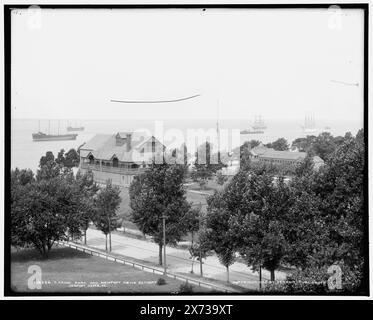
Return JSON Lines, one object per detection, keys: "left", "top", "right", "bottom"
{"left": 79, "top": 131, "right": 165, "bottom": 187}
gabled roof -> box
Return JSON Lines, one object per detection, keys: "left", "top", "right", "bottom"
{"left": 80, "top": 132, "right": 165, "bottom": 162}
{"left": 135, "top": 136, "right": 164, "bottom": 150}
{"left": 81, "top": 134, "right": 112, "bottom": 151}
{"left": 260, "top": 150, "right": 306, "bottom": 161}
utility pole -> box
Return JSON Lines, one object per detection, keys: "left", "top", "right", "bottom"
{"left": 162, "top": 214, "right": 167, "bottom": 275}
{"left": 216, "top": 99, "right": 220, "bottom": 164}
{"left": 199, "top": 203, "right": 203, "bottom": 277}
{"left": 106, "top": 201, "right": 111, "bottom": 252}
{"left": 259, "top": 265, "right": 262, "bottom": 291}
{"left": 108, "top": 215, "right": 111, "bottom": 252}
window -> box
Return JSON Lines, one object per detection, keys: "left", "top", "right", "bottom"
{"left": 112, "top": 157, "right": 119, "bottom": 167}
{"left": 88, "top": 155, "right": 94, "bottom": 164}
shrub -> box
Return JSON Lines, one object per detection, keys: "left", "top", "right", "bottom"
{"left": 156, "top": 277, "right": 167, "bottom": 286}
{"left": 179, "top": 282, "right": 194, "bottom": 293}
{"left": 215, "top": 171, "right": 228, "bottom": 185}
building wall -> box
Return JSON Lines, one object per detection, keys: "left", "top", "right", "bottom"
{"left": 80, "top": 167, "right": 135, "bottom": 187}
{"left": 258, "top": 157, "right": 299, "bottom": 165}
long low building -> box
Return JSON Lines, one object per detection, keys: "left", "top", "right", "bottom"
{"left": 250, "top": 143, "right": 324, "bottom": 169}
{"left": 79, "top": 131, "right": 165, "bottom": 186}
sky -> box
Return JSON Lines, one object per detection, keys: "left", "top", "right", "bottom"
{"left": 11, "top": 8, "right": 364, "bottom": 123}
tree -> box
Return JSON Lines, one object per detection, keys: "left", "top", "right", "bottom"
{"left": 192, "top": 142, "right": 224, "bottom": 189}
{"left": 284, "top": 129, "right": 365, "bottom": 289}
{"left": 266, "top": 138, "right": 289, "bottom": 151}
{"left": 291, "top": 135, "right": 317, "bottom": 152}
{"left": 75, "top": 169, "right": 99, "bottom": 244}
{"left": 129, "top": 163, "right": 191, "bottom": 265}
{"left": 235, "top": 140, "right": 261, "bottom": 168}
{"left": 11, "top": 152, "right": 100, "bottom": 257}
{"left": 39, "top": 151, "right": 55, "bottom": 167}
{"left": 223, "top": 169, "right": 291, "bottom": 282}
{"left": 291, "top": 132, "right": 348, "bottom": 161}
{"left": 56, "top": 148, "right": 80, "bottom": 168}
{"left": 188, "top": 231, "right": 210, "bottom": 277}
{"left": 311, "top": 132, "right": 337, "bottom": 160}
{"left": 205, "top": 191, "right": 236, "bottom": 282}
{"left": 11, "top": 174, "right": 83, "bottom": 257}
{"left": 65, "top": 148, "right": 80, "bottom": 167}
{"left": 184, "top": 206, "right": 201, "bottom": 273}
{"left": 283, "top": 179, "right": 327, "bottom": 269}
{"left": 11, "top": 168, "right": 35, "bottom": 248}
{"left": 184, "top": 205, "right": 211, "bottom": 276}
{"left": 36, "top": 151, "right": 65, "bottom": 181}
{"left": 311, "top": 131, "right": 365, "bottom": 270}
{"left": 11, "top": 168, "right": 35, "bottom": 186}
{"left": 215, "top": 170, "right": 228, "bottom": 185}
{"left": 94, "top": 180, "right": 121, "bottom": 251}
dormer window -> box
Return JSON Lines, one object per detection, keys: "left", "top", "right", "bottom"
{"left": 88, "top": 154, "right": 94, "bottom": 164}
{"left": 112, "top": 156, "right": 119, "bottom": 167}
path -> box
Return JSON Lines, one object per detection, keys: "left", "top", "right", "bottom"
{"left": 83, "top": 228, "right": 287, "bottom": 290}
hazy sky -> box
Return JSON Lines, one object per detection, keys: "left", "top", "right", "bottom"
{"left": 11, "top": 8, "right": 364, "bottom": 123}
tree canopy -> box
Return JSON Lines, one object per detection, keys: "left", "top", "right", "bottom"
{"left": 11, "top": 151, "right": 99, "bottom": 257}
{"left": 129, "top": 163, "right": 191, "bottom": 265}
{"left": 203, "top": 129, "right": 365, "bottom": 290}
{"left": 265, "top": 138, "right": 289, "bottom": 151}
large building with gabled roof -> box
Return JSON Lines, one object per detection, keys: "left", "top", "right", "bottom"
{"left": 79, "top": 131, "right": 166, "bottom": 186}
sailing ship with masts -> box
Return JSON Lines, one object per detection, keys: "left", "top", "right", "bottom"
{"left": 240, "top": 115, "right": 267, "bottom": 134}
{"left": 301, "top": 113, "right": 318, "bottom": 134}
{"left": 32, "top": 120, "right": 78, "bottom": 141}
{"left": 252, "top": 115, "right": 267, "bottom": 130}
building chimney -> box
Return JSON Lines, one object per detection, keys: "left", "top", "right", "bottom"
{"left": 126, "top": 133, "right": 132, "bottom": 152}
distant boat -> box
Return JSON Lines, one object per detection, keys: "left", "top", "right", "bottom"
{"left": 241, "top": 115, "right": 266, "bottom": 134}
{"left": 67, "top": 120, "right": 84, "bottom": 132}
{"left": 67, "top": 126, "right": 85, "bottom": 132}
{"left": 240, "top": 128, "right": 264, "bottom": 134}
{"left": 32, "top": 132, "right": 78, "bottom": 141}
{"left": 301, "top": 113, "right": 318, "bottom": 134}
{"left": 32, "top": 120, "right": 78, "bottom": 141}
{"left": 252, "top": 115, "right": 267, "bottom": 130}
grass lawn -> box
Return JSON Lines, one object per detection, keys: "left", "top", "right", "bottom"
{"left": 11, "top": 246, "right": 212, "bottom": 293}
{"left": 115, "top": 178, "right": 222, "bottom": 241}
{"left": 185, "top": 179, "right": 228, "bottom": 193}
{"left": 117, "top": 184, "right": 210, "bottom": 227}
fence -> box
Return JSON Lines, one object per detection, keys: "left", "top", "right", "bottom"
{"left": 56, "top": 240, "right": 238, "bottom": 293}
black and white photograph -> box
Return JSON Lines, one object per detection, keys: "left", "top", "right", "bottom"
{"left": 2, "top": 2, "right": 369, "bottom": 300}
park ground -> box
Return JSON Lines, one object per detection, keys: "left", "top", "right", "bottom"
{"left": 11, "top": 246, "right": 212, "bottom": 293}
{"left": 82, "top": 227, "right": 287, "bottom": 291}
{"left": 92, "top": 177, "right": 287, "bottom": 290}
{"left": 117, "top": 179, "right": 225, "bottom": 236}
